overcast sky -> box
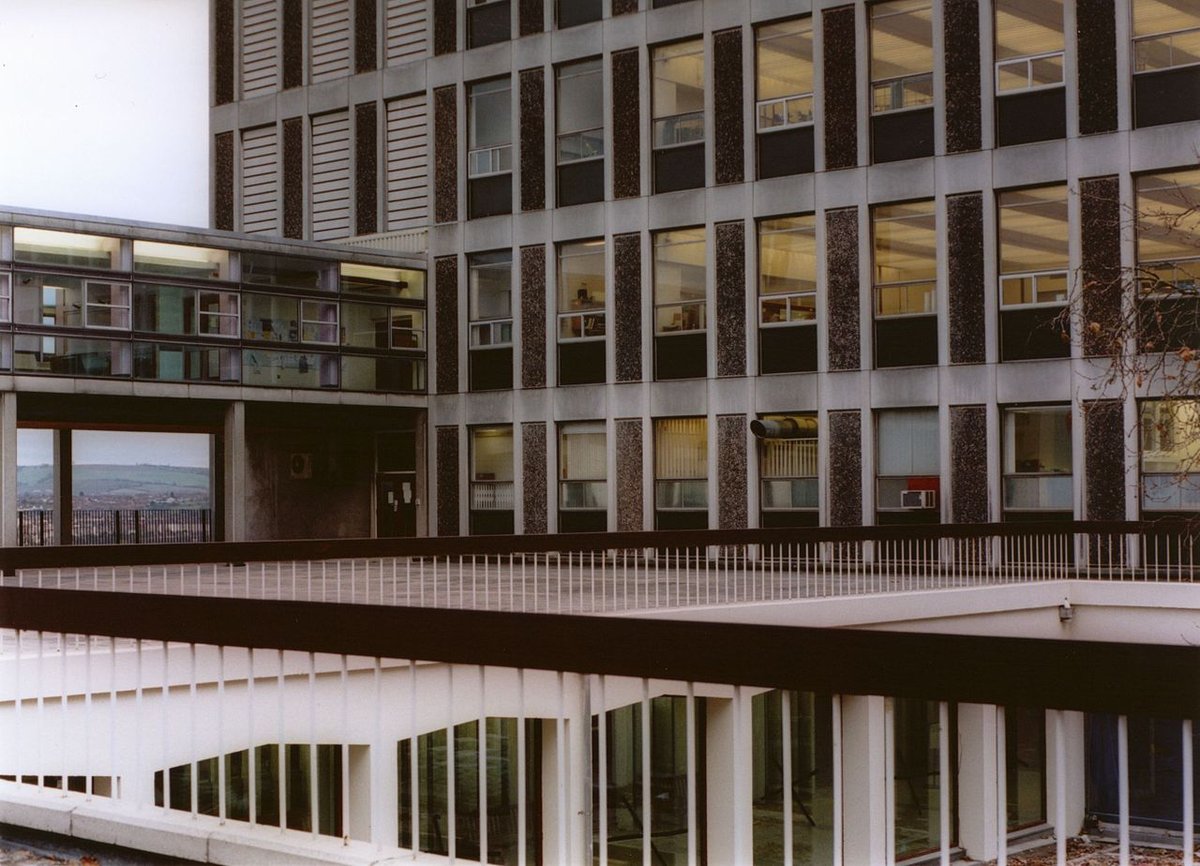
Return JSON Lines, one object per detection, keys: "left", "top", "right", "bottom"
{"left": 0, "top": 0, "right": 209, "bottom": 227}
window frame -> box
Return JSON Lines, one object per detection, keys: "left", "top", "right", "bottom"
{"left": 997, "top": 185, "right": 1071, "bottom": 310}
{"left": 470, "top": 425, "right": 515, "bottom": 512}
{"left": 558, "top": 421, "right": 608, "bottom": 512}
{"left": 467, "top": 77, "right": 514, "bottom": 180}
{"left": 557, "top": 239, "right": 606, "bottom": 343}
{"left": 653, "top": 228, "right": 707, "bottom": 337}
{"left": 755, "top": 18, "right": 815, "bottom": 134}
{"left": 555, "top": 58, "right": 605, "bottom": 167}
{"left": 871, "top": 201, "right": 938, "bottom": 320}
{"left": 468, "top": 251, "right": 514, "bottom": 350}
{"left": 651, "top": 39, "right": 707, "bottom": 151}
{"left": 653, "top": 416, "right": 709, "bottom": 512}
{"left": 869, "top": 0, "right": 935, "bottom": 116}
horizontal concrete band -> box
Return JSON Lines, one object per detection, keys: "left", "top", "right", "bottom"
{"left": 2, "top": 586, "right": 1197, "bottom": 719}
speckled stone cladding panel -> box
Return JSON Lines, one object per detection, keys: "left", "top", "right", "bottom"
{"left": 616, "top": 418, "right": 644, "bottom": 532}
{"left": 716, "top": 221, "right": 746, "bottom": 377}
{"left": 520, "top": 69, "right": 546, "bottom": 212}
{"left": 612, "top": 0, "right": 637, "bottom": 14}
{"left": 522, "top": 422, "right": 548, "bottom": 533}
{"left": 355, "top": 103, "right": 378, "bottom": 236}
{"left": 434, "top": 86, "right": 458, "bottom": 224}
{"left": 828, "top": 410, "right": 862, "bottom": 527}
{"left": 943, "top": 0, "right": 981, "bottom": 153}
{"left": 947, "top": 193, "right": 986, "bottom": 364}
{"left": 521, "top": 244, "right": 547, "bottom": 389}
{"left": 613, "top": 232, "right": 642, "bottom": 383}
{"left": 282, "top": 118, "right": 304, "bottom": 239}
{"left": 214, "top": 132, "right": 234, "bottom": 231}
{"left": 713, "top": 28, "right": 745, "bottom": 186}
{"left": 433, "top": 0, "right": 456, "bottom": 55}
{"left": 519, "top": 0, "right": 543, "bottom": 36}
{"left": 1077, "top": 0, "right": 1118, "bottom": 135}
{"left": 717, "top": 416, "right": 748, "bottom": 529}
{"left": 826, "top": 208, "right": 861, "bottom": 371}
{"left": 214, "top": 0, "right": 234, "bottom": 105}
{"left": 950, "top": 405, "right": 989, "bottom": 523}
{"left": 1085, "top": 400, "right": 1126, "bottom": 520}
{"left": 436, "top": 426, "right": 460, "bottom": 537}
{"left": 1081, "top": 176, "right": 1121, "bottom": 357}
{"left": 435, "top": 256, "right": 459, "bottom": 394}
{"left": 822, "top": 6, "right": 858, "bottom": 171}
{"left": 355, "top": 0, "right": 377, "bottom": 73}
{"left": 283, "top": 0, "right": 303, "bottom": 90}
{"left": 611, "top": 50, "right": 641, "bottom": 200}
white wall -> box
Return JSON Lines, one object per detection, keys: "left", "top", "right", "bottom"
{"left": 0, "top": 0, "right": 209, "bottom": 228}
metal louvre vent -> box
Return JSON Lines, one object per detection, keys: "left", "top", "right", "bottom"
{"left": 311, "top": 111, "right": 352, "bottom": 241}
{"left": 386, "top": 0, "right": 428, "bottom": 65}
{"left": 310, "top": 0, "right": 351, "bottom": 83}
{"left": 386, "top": 95, "right": 430, "bottom": 231}
{"left": 240, "top": 0, "right": 279, "bottom": 98}
{"left": 240, "top": 125, "right": 280, "bottom": 235}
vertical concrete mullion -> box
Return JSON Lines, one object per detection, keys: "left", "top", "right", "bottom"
{"left": 433, "top": 85, "right": 458, "bottom": 223}
{"left": 1080, "top": 176, "right": 1122, "bottom": 358}
{"left": 354, "top": 102, "right": 379, "bottom": 236}
{"left": 214, "top": 0, "right": 236, "bottom": 106}
{"left": 825, "top": 208, "right": 861, "bottom": 372}
{"left": 433, "top": 0, "right": 456, "bottom": 56}
{"left": 613, "top": 232, "right": 642, "bottom": 383}
{"left": 214, "top": 132, "right": 236, "bottom": 232}
{"left": 282, "top": 116, "right": 305, "bottom": 239}
{"left": 611, "top": 49, "right": 641, "bottom": 200}
{"left": 522, "top": 422, "right": 547, "bottom": 534}
{"left": 353, "top": 0, "right": 378, "bottom": 74}
{"left": 950, "top": 405, "right": 989, "bottom": 523}
{"left": 1084, "top": 399, "right": 1127, "bottom": 521}
{"left": 518, "top": 0, "right": 543, "bottom": 37}
{"left": 615, "top": 418, "right": 644, "bottom": 532}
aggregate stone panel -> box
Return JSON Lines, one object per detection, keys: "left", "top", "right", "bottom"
{"left": 214, "top": 0, "right": 234, "bottom": 105}
{"left": 355, "top": 103, "right": 378, "bottom": 236}
{"left": 717, "top": 415, "right": 748, "bottom": 530}
{"left": 519, "top": 0, "right": 543, "bottom": 36}
{"left": 435, "top": 256, "right": 459, "bottom": 394}
{"left": 520, "top": 69, "right": 546, "bottom": 212}
{"left": 1077, "top": 0, "right": 1118, "bottom": 135}
{"left": 1080, "top": 176, "right": 1121, "bottom": 358}
{"left": 947, "top": 192, "right": 985, "bottom": 364}
{"left": 713, "top": 28, "right": 745, "bottom": 186}
{"left": 950, "top": 405, "right": 989, "bottom": 523}
{"left": 828, "top": 410, "right": 863, "bottom": 527}
{"left": 1084, "top": 400, "right": 1126, "bottom": 521}
{"left": 943, "top": 0, "right": 982, "bottom": 153}
{"left": 355, "top": 0, "right": 377, "bottom": 73}
{"left": 434, "top": 86, "right": 458, "bottom": 224}
{"left": 611, "top": 49, "right": 641, "bottom": 200}
{"left": 522, "top": 422, "right": 548, "bottom": 534}
{"left": 214, "top": 132, "right": 234, "bottom": 232}
{"left": 616, "top": 418, "right": 644, "bottom": 532}
{"left": 716, "top": 221, "right": 746, "bottom": 378}
{"left": 521, "top": 244, "right": 547, "bottom": 389}
{"left": 613, "top": 232, "right": 642, "bottom": 383}
{"left": 822, "top": 6, "right": 859, "bottom": 171}
{"left": 283, "top": 0, "right": 303, "bottom": 90}
{"left": 282, "top": 117, "right": 304, "bottom": 239}
{"left": 433, "top": 0, "right": 456, "bottom": 56}
{"left": 436, "top": 426, "right": 460, "bottom": 537}
{"left": 825, "top": 208, "right": 861, "bottom": 371}
{"left": 612, "top": 0, "right": 638, "bottom": 14}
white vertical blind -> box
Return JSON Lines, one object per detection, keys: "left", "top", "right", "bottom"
{"left": 240, "top": 0, "right": 279, "bottom": 98}
{"left": 655, "top": 418, "right": 707, "bottom": 479}
{"left": 311, "top": 111, "right": 352, "bottom": 241}
{"left": 386, "top": 0, "right": 428, "bottom": 65}
{"left": 561, "top": 424, "right": 606, "bottom": 480}
{"left": 386, "top": 96, "right": 430, "bottom": 231}
{"left": 762, "top": 439, "right": 818, "bottom": 478}
{"left": 240, "top": 126, "right": 280, "bottom": 235}
{"left": 310, "top": 0, "right": 351, "bottom": 83}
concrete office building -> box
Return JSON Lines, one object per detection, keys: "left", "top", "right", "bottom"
{"left": 0, "top": 1, "right": 1198, "bottom": 864}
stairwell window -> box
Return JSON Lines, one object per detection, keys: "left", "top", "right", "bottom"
{"left": 652, "top": 40, "right": 706, "bottom": 193}
{"left": 468, "top": 78, "right": 513, "bottom": 219}
{"left": 1133, "top": 0, "right": 1200, "bottom": 127}
{"left": 755, "top": 18, "right": 815, "bottom": 178}
{"left": 994, "top": 0, "right": 1066, "bottom": 146}
{"left": 556, "top": 59, "right": 605, "bottom": 206}
{"left": 998, "top": 185, "right": 1070, "bottom": 361}
{"left": 870, "top": 0, "right": 934, "bottom": 163}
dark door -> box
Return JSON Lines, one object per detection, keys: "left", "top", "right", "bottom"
{"left": 376, "top": 472, "right": 417, "bottom": 538}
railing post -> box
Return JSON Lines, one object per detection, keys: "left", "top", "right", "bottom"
{"left": 114, "top": 510, "right": 122, "bottom": 546}
{"left": 134, "top": 510, "right": 141, "bottom": 545}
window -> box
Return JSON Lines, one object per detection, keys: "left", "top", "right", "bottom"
{"left": 467, "top": 0, "right": 510, "bottom": 49}
{"left": 759, "top": 216, "right": 817, "bottom": 374}
{"left": 652, "top": 40, "right": 705, "bottom": 193}
{"left": 998, "top": 186, "right": 1070, "bottom": 360}
{"left": 470, "top": 426, "right": 514, "bottom": 534}
{"left": 1133, "top": 0, "right": 1200, "bottom": 127}
{"left": 994, "top": 0, "right": 1066, "bottom": 146}
{"left": 653, "top": 228, "right": 707, "bottom": 380}
{"left": 876, "top": 408, "right": 939, "bottom": 524}
{"left": 198, "top": 291, "right": 241, "bottom": 337}
{"left": 300, "top": 300, "right": 338, "bottom": 344}
{"left": 133, "top": 284, "right": 240, "bottom": 338}
{"left": 755, "top": 19, "right": 815, "bottom": 179}
{"left": 872, "top": 201, "right": 937, "bottom": 368}
{"left": 559, "top": 421, "right": 607, "bottom": 532}
{"left": 468, "top": 251, "right": 514, "bottom": 391}
{"left": 0, "top": 273, "right": 11, "bottom": 324}
{"left": 83, "top": 281, "right": 131, "bottom": 329}
{"left": 558, "top": 240, "right": 606, "bottom": 385}
{"left": 13, "top": 228, "right": 120, "bottom": 270}
{"left": 468, "top": 78, "right": 514, "bottom": 218}
{"left": 242, "top": 294, "right": 334, "bottom": 346}
{"left": 654, "top": 417, "right": 707, "bottom": 529}
{"left": 893, "top": 700, "right": 956, "bottom": 860}
{"left": 556, "top": 60, "right": 605, "bottom": 206}
{"left": 133, "top": 241, "right": 230, "bottom": 281}
{"left": 870, "top": 0, "right": 934, "bottom": 162}
{"left": 13, "top": 273, "right": 132, "bottom": 332}
{"left": 1141, "top": 400, "right": 1200, "bottom": 511}
{"left": 341, "top": 303, "right": 425, "bottom": 350}
{"left": 241, "top": 252, "right": 335, "bottom": 291}
{"left": 557, "top": 0, "right": 601, "bottom": 29}
{"left": 756, "top": 414, "right": 818, "bottom": 528}
{"left": 1136, "top": 169, "right": 1200, "bottom": 351}
{"left": 340, "top": 263, "right": 426, "bottom": 300}
{"left": 1005, "top": 707, "right": 1047, "bottom": 832}
{"left": 1002, "top": 406, "right": 1072, "bottom": 516}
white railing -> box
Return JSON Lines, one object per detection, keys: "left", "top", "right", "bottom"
{"left": 339, "top": 228, "right": 428, "bottom": 254}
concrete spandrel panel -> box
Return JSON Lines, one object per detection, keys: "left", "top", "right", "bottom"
{"left": 995, "top": 358, "right": 1073, "bottom": 405}
{"left": 463, "top": 390, "right": 515, "bottom": 424}
{"left": 866, "top": 159, "right": 936, "bottom": 205}
{"left": 1129, "top": 124, "right": 1200, "bottom": 174}
{"left": 648, "top": 188, "right": 708, "bottom": 231}
{"left": 552, "top": 384, "right": 609, "bottom": 421}
{"left": 936, "top": 150, "right": 991, "bottom": 197}
{"left": 992, "top": 139, "right": 1069, "bottom": 190}
{"left": 869, "top": 368, "right": 940, "bottom": 409}
{"left": 704, "top": 182, "right": 751, "bottom": 224}
{"left": 550, "top": 202, "right": 605, "bottom": 242}
{"left": 646, "top": 1, "right": 703, "bottom": 44}
{"left": 462, "top": 40, "right": 512, "bottom": 82}
{"left": 752, "top": 173, "right": 816, "bottom": 218}
{"left": 754, "top": 373, "right": 818, "bottom": 413}
{"left": 708, "top": 376, "right": 753, "bottom": 415}
{"left": 463, "top": 214, "right": 515, "bottom": 252}
{"left": 649, "top": 378, "right": 708, "bottom": 417}
{"left": 551, "top": 21, "right": 603, "bottom": 63}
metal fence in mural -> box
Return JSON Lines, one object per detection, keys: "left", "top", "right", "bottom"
{"left": 17, "top": 509, "right": 213, "bottom": 546}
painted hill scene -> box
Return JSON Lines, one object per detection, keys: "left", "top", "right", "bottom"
{"left": 18, "top": 464, "right": 211, "bottom": 510}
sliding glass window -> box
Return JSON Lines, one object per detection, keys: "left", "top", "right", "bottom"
{"left": 1136, "top": 169, "right": 1200, "bottom": 352}
{"left": 998, "top": 185, "right": 1070, "bottom": 361}
{"left": 557, "top": 239, "right": 606, "bottom": 385}
{"left": 468, "top": 251, "right": 514, "bottom": 391}
{"left": 759, "top": 216, "right": 817, "bottom": 374}
{"left": 654, "top": 417, "right": 707, "bottom": 530}
{"left": 654, "top": 228, "right": 707, "bottom": 380}
{"left": 994, "top": 0, "right": 1066, "bottom": 146}
{"left": 468, "top": 78, "right": 513, "bottom": 219}
{"left": 1133, "top": 0, "right": 1200, "bottom": 127}
{"left": 652, "top": 40, "right": 705, "bottom": 193}
{"left": 872, "top": 201, "right": 937, "bottom": 368}
{"left": 755, "top": 19, "right": 815, "bottom": 179}
{"left": 870, "top": 0, "right": 934, "bottom": 163}
{"left": 559, "top": 421, "right": 606, "bottom": 532}
{"left": 1002, "top": 406, "right": 1072, "bottom": 519}
{"left": 556, "top": 60, "right": 604, "bottom": 206}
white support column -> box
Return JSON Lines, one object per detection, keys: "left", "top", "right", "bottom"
{"left": 568, "top": 673, "right": 591, "bottom": 866}
{"left": 957, "top": 703, "right": 1000, "bottom": 863}
{"left": 0, "top": 391, "right": 17, "bottom": 548}
{"left": 1184, "top": 719, "right": 1194, "bottom": 866}
{"left": 1046, "top": 709, "right": 1087, "bottom": 858}
{"left": 1118, "top": 715, "right": 1130, "bottom": 866}
{"left": 841, "top": 695, "right": 889, "bottom": 866}
{"left": 223, "top": 401, "right": 247, "bottom": 542}
{"left": 705, "top": 696, "right": 738, "bottom": 866}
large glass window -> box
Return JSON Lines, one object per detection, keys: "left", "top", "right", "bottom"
{"left": 242, "top": 295, "right": 337, "bottom": 346}
{"left": 1141, "top": 399, "right": 1200, "bottom": 511}
{"left": 870, "top": 0, "right": 934, "bottom": 162}
{"left": 558, "top": 240, "right": 606, "bottom": 385}
{"left": 556, "top": 60, "right": 605, "bottom": 206}
{"left": 1005, "top": 707, "right": 1047, "bottom": 832}
{"left": 13, "top": 274, "right": 131, "bottom": 330}
{"left": 0, "top": 274, "right": 10, "bottom": 324}
{"left": 340, "top": 263, "right": 426, "bottom": 300}
{"left": 757, "top": 414, "right": 818, "bottom": 528}
{"left": 998, "top": 185, "right": 1070, "bottom": 360}
{"left": 652, "top": 40, "right": 705, "bottom": 193}
{"left": 759, "top": 217, "right": 817, "bottom": 374}
{"left": 468, "top": 78, "right": 514, "bottom": 219}
{"left": 872, "top": 202, "right": 937, "bottom": 368}
{"left": 654, "top": 417, "right": 707, "bottom": 529}
{"left": 241, "top": 252, "right": 335, "bottom": 291}
{"left": 467, "top": 0, "right": 510, "bottom": 49}
{"left": 133, "top": 241, "right": 230, "bottom": 281}
{"left": 470, "top": 425, "right": 514, "bottom": 534}
{"left": 1133, "top": 0, "right": 1200, "bottom": 127}
{"left": 341, "top": 303, "right": 425, "bottom": 350}
{"left": 1137, "top": 170, "right": 1200, "bottom": 352}
{"left": 1003, "top": 406, "right": 1073, "bottom": 515}
{"left": 469, "top": 251, "right": 514, "bottom": 391}
{"left": 13, "top": 228, "right": 120, "bottom": 270}
{"left": 893, "top": 700, "right": 956, "bottom": 861}
{"left": 994, "top": 0, "right": 1066, "bottom": 146}
{"left": 654, "top": 228, "right": 707, "bottom": 380}
{"left": 560, "top": 421, "right": 607, "bottom": 532}
{"left": 876, "top": 409, "right": 939, "bottom": 523}
{"left": 756, "top": 19, "right": 815, "bottom": 179}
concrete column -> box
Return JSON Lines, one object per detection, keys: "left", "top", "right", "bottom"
{"left": 567, "top": 674, "right": 591, "bottom": 866}
{"left": 957, "top": 703, "right": 1000, "bottom": 862}
{"left": 53, "top": 428, "right": 72, "bottom": 546}
{"left": 707, "top": 691, "right": 753, "bottom": 865}
{"left": 223, "top": 401, "right": 247, "bottom": 542}
{"left": 841, "top": 695, "right": 888, "bottom": 866}
{"left": 0, "top": 392, "right": 17, "bottom": 548}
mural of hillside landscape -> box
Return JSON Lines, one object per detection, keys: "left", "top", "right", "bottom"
{"left": 18, "top": 464, "right": 211, "bottom": 510}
